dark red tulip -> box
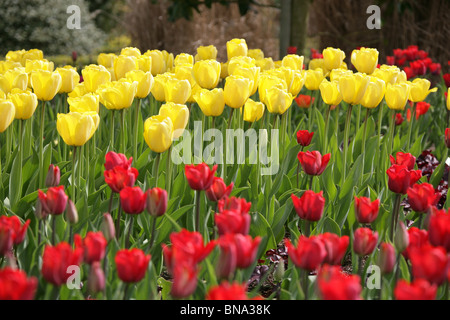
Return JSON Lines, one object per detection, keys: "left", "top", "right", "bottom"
{"left": 217, "top": 196, "right": 251, "bottom": 214}
{"left": 104, "top": 151, "right": 133, "bottom": 171}
{"left": 296, "top": 130, "right": 314, "bottom": 147}
{"left": 445, "top": 128, "right": 450, "bottom": 148}
{"left": 74, "top": 231, "right": 107, "bottom": 265}
{"left": 38, "top": 186, "right": 68, "bottom": 215}
{"left": 386, "top": 164, "right": 422, "bottom": 194}
{"left": 288, "top": 46, "right": 298, "bottom": 55}
{"left": 409, "top": 244, "right": 449, "bottom": 285}
{"left": 119, "top": 186, "right": 147, "bottom": 214}
{"left": 298, "top": 151, "right": 330, "bottom": 176}
{"left": 444, "top": 73, "right": 450, "bottom": 88}
{"left": 45, "top": 164, "right": 60, "bottom": 187}
{"left": 386, "top": 56, "right": 395, "bottom": 65}
{"left": 291, "top": 191, "right": 325, "bottom": 222}
{"left": 215, "top": 209, "right": 251, "bottom": 236}
{"left": 354, "top": 196, "right": 380, "bottom": 224}
{"left": 205, "top": 177, "right": 233, "bottom": 202}
{"left": 285, "top": 236, "right": 327, "bottom": 271}
{"left": 377, "top": 242, "right": 396, "bottom": 274}
{"left": 394, "top": 279, "right": 437, "bottom": 300}
{"left": 206, "top": 281, "right": 262, "bottom": 300}
{"left": 407, "top": 183, "right": 440, "bottom": 213}
{"left": 41, "top": 242, "right": 83, "bottom": 286}
{"left": 0, "top": 268, "right": 38, "bottom": 300}
{"left": 353, "top": 228, "right": 378, "bottom": 256}
{"left": 185, "top": 163, "right": 217, "bottom": 191}
{"left": 429, "top": 63, "right": 441, "bottom": 75}
{"left": 403, "top": 227, "right": 429, "bottom": 260}
{"left": 318, "top": 233, "right": 349, "bottom": 265}
{"left": 395, "top": 113, "right": 404, "bottom": 126}
{"left": 0, "top": 215, "right": 30, "bottom": 246}
{"left": 295, "top": 95, "right": 314, "bottom": 108}
{"left": 115, "top": 248, "right": 151, "bottom": 283}
{"left": 410, "top": 60, "right": 426, "bottom": 76}
{"left": 389, "top": 152, "right": 416, "bottom": 170}
{"left": 146, "top": 187, "right": 168, "bottom": 217}
{"left": 317, "top": 264, "right": 362, "bottom": 300}
{"left": 428, "top": 208, "right": 450, "bottom": 252}
{"left": 104, "top": 166, "right": 138, "bottom": 193}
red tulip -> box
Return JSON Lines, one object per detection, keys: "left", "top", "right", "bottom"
{"left": 206, "top": 281, "right": 261, "bottom": 300}
{"left": 115, "top": 248, "right": 151, "bottom": 283}
{"left": 38, "top": 186, "right": 68, "bottom": 215}
{"left": 45, "top": 164, "right": 60, "bottom": 187}
{"left": 386, "top": 164, "right": 422, "bottom": 194}
{"left": 217, "top": 235, "right": 237, "bottom": 279}
{"left": 354, "top": 196, "right": 380, "bottom": 224}
{"left": 74, "top": 231, "right": 107, "bottom": 264}
{"left": 402, "top": 227, "right": 429, "bottom": 260}
{"left": 285, "top": 236, "right": 327, "bottom": 271}
{"left": 215, "top": 209, "right": 251, "bottom": 236}
{"left": 146, "top": 187, "right": 168, "bottom": 217}
{"left": 404, "top": 67, "right": 416, "bottom": 80}
{"left": 104, "top": 151, "right": 133, "bottom": 171}
{"left": 295, "top": 94, "right": 314, "bottom": 108}
{"left": 445, "top": 128, "right": 450, "bottom": 149}
{"left": 101, "top": 213, "right": 115, "bottom": 242}
{"left": 104, "top": 166, "right": 139, "bottom": 193}
{"left": 395, "top": 113, "right": 404, "bottom": 126}
{"left": 288, "top": 46, "right": 298, "bottom": 55}
{"left": 119, "top": 186, "right": 147, "bottom": 214}
{"left": 185, "top": 163, "right": 217, "bottom": 191}
{"left": 291, "top": 191, "right": 325, "bottom": 222}
{"left": 389, "top": 152, "right": 416, "bottom": 170}
{"left": 318, "top": 233, "right": 349, "bottom": 265}
{"left": 296, "top": 130, "right": 314, "bottom": 147}
{"left": 386, "top": 56, "right": 395, "bottom": 65}
{"left": 217, "top": 196, "right": 251, "bottom": 214}
{"left": 428, "top": 208, "right": 450, "bottom": 252}
{"left": 353, "top": 228, "right": 378, "bottom": 256}
{"left": 406, "top": 183, "right": 440, "bottom": 213}
{"left": 0, "top": 268, "right": 38, "bottom": 300}
{"left": 205, "top": 177, "right": 233, "bottom": 202}
{"left": 232, "top": 234, "right": 261, "bottom": 269}
{"left": 394, "top": 279, "right": 437, "bottom": 300}
{"left": 0, "top": 215, "right": 30, "bottom": 246}
{"left": 410, "top": 60, "right": 426, "bottom": 76}
{"left": 0, "top": 226, "right": 13, "bottom": 256}
{"left": 407, "top": 102, "right": 430, "bottom": 121}
{"left": 170, "top": 260, "right": 199, "bottom": 299}
{"left": 444, "top": 73, "right": 450, "bottom": 88}
{"left": 317, "top": 264, "right": 362, "bottom": 300}
{"left": 297, "top": 151, "right": 330, "bottom": 176}
{"left": 409, "top": 244, "right": 449, "bottom": 285}
{"left": 377, "top": 242, "right": 396, "bottom": 274}
{"left": 41, "top": 242, "right": 83, "bottom": 286}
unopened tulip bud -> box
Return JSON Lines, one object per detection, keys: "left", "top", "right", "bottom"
{"left": 377, "top": 242, "right": 396, "bottom": 274}
{"left": 273, "top": 258, "right": 285, "bottom": 282}
{"left": 88, "top": 261, "right": 105, "bottom": 294}
{"left": 45, "top": 164, "right": 60, "bottom": 187}
{"left": 66, "top": 200, "right": 78, "bottom": 225}
{"left": 101, "top": 213, "right": 115, "bottom": 242}
{"left": 146, "top": 188, "right": 168, "bottom": 217}
{"left": 34, "top": 199, "right": 47, "bottom": 220}
{"left": 394, "top": 221, "right": 409, "bottom": 253}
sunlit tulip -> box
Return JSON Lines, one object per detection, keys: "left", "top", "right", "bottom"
{"left": 25, "top": 59, "right": 54, "bottom": 74}
{"left": 323, "top": 47, "right": 346, "bottom": 71}
{"left": 372, "top": 65, "right": 401, "bottom": 85}
{"left": 174, "top": 53, "right": 194, "bottom": 66}
{"left": 360, "top": 77, "right": 386, "bottom": 109}
{"left": 114, "top": 55, "right": 138, "bottom": 80}
{"left": 82, "top": 65, "right": 111, "bottom": 93}
{"left": 224, "top": 75, "right": 252, "bottom": 109}
{"left": 143, "top": 115, "right": 173, "bottom": 153}
{"left": 126, "top": 70, "right": 154, "bottom": 99}
{"left": 447, "top": 88, "right": 450, "bottom": 111}
{"left": 329, "top": 69, "right": 352, "bottom": 82}
{"left": 164, "top": 78, "right": 191, "bottom": 104}
{"left": 243, "top": 99, "right": 265, "bottom": 122}
{"left": 258, "top": 74, "right": 287, "bottom": 104}
{"left": 97, "top": 53, "right": 117, "bottom": 69}
{"left": 304, "top": 68, "right": 325, "bottom": 91}
{"left": 68, "top": 83, "right": 88, "bottom": 98}
{"left": 408, "top": 78, "right": 437, "bottom": 102}
{"left": 68, "top": 93, "right": 100, "bottom": 114}
{"left": 22, "top": 49, "right": 44, "bottom": 63}
{"left": 196, "top": 45, "right": 218, "bottom": 61}
{"left": 120, "top": 47, "right": 141, "bottom": 58}
{"left": 187, "top": 83, "right": 202, "bottom": 103}
{"left": 264, "top": 87, "right": 294, "bottom": 115}
{"left": 220, "top": 62, "right": 229, "bottom": 79}
{"left": 5, "top": 49, "right": 26, "bottom": 63}
{"left": 56, "top": 66, "right": 80, "bottom": 93}
{"left": 255, "top": 57, "right": 275, "bottom": 71}
{"left": 151, "top": 73, "right": 173, "bottom": 102}
{"left": 288, "top": 71, "right": 305, "bottom": 96}
{"left": 385, "top": 83, "right": 411, "bottom": 110}
{"left": 0, "top": 61, "right": 22, "bottom": 74}
{"left": 227, "top": 38, "right": 248, "bottom": 60}
{"left": 247, "top": 48, "right": 264, "bottom": 61}
{"left": 8, "top": 89, "right": 38, "bottom": 119}
{"left": 159, "top": 102, "right": 189, "bottom": 139}
{"left": 192, "top": 60, "right": 221, "bottom": 89}
{"left": 30, "top": 70, "right": 62, "bottom": 101}
{"left": 145, "top": 50, "right": 165, "bottom": 75}
{"left": 232, "top": 66, "right": 260, "bottom": 95}
{"left": 97, "top": 80, "right": 137, "bottom": 110}
{"left": 319, "top": 79, "right": 342, "bottom": 106}
{"left": 162, "top": 50, "right": 174, "bottom": 73}
{"left": 0, "top": 68, "right": 28, "bottom": 94}
{"left": 309, "top": 59, "right": 325, "bottom": 72}
{"left": 227, "top": 56, "right": 255, "bottom": 75}
{"left": 351, "top": 47, "right": 379, "bottom": 75}
{"left": 338, "top": 72, "right": 370, "bottom": 105}
{"left": 136, "top": 55, "right": 152, "bottom": 73}
{"left": 282, "top": 54, "right": 304, "bottom": 71}
{"left": 0, "top": 99, "right": 15, "bottom": 132}
{"left": 194, "top": 88, "right": 225, "bottom": 117}
{"left": 57, "top": 112, "right": 100, "bottom": 146}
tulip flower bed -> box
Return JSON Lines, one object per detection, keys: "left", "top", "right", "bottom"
{"left": 1, "top": 41, "right": 450, "bottom": 301}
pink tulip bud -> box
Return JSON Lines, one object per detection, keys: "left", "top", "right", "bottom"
{"left": 146, "top": 188, "right": 168, "bottom": 217}
{"left": 45, "top": 164, "right": 60, "bottom": 188}
{"left": 394, "top": 221, "right": 409, "bottom": 253}
{"left": 101, "top": 213, "right": 115, "bottom": 242}
{"left": 377, "top": 242, "right": 396, "bottom": 274}
{"left": 66, "top": 200, "right": 78, "bottom": 225}
{"left": 88, "top": 261, "right": 105, "bottom": 294}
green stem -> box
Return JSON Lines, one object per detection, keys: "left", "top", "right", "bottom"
{"left": 390, "top": 194, "right": 402, "bottom": 241}
{"left": 133, "top": 99, "right": 141, "bottom": 160}
{"left": 125, "top": 215, "right": 134, "bottom": 249}
{"left": 153, "top": 153, "right": 161, "bottom": 187}
{"left": 166, "top": 145, "right": 173, "bottom": 198}
{"left": 110, "top": 110, "right": 115, "bottom": 151}
{"left": 71, "top": 147, "right": 77, "bottom": 204}
{"left": 302, "top": 269, "right": 309, "bottom": 300}
{"left": 342, "top": 104, "right": 353, "bottom": 184}
{"left": 303, "top": 220, "right": 310, "bottom": 238}
{"left": 323, "top": 106, "right": 331, "bottom": 154}
{"left": 148, "top": 216, "right": 157, "bottom": 253}
{"left": 357, "top": 256, "right": 364, "bottom": 285}
{"left": 387, "top": 109, "right": 395, "bottom": 158}
{"left": 52, "top": 215, "right": 57, "bottom": 245}
{"left": 360, "top": 108, "right": 370, "bottom": 186}
{"left": 39, "top": 100, "right": 46, "bottom": 188}
{"left": 16, "top": 119, "right": 24, "bottom": 206}
{"left": 116, "top": 202, "right": 122, "bottom": 239}
{"left": 120, "top": 109, "right": 126, "bottom": 154}
{"left": 195, "top": 190, "right": 201, "bottom": 233}
{"left": 406, "top": 103, "right": 415, "bottom": 151}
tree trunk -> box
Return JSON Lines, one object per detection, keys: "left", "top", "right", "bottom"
{"left": 290, "top": 0, "right": 311, "bottom": 56}
{"left": 279, "top": 0, "right": 291, "bottom": 58}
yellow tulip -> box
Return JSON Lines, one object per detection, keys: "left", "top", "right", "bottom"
{"left": 22, "top": 49, "right": 44, "bottom": 64}
{"left": 151, "top": 73, "right": 173, "bottom": 102}
{"left": 228, "top": 56, "right": 255, "bottom": 76}
{"left": 371, "top": 65, "right": 401, "bottom": 85}
{"left": 174, "top": 64, "right": 195, "bottom": 87}
{"left": 57, "top": 112, "right": 100, "bottom": 146}
{"left": 56, "top": 66, "right": 80, "bottom": 93}
{"left": 323, "top": 47, "right": 346, "bottom": 71}
{"left": 289, "top": 71, "right": 306, "bottom": 96}
{"left": 196, "top": 45, "right": 218, "bottom": 61}
{"left": 68, "top": 93, "right": 100, "bottom": 113}
{"left": 408, "top": 78, "right": 437, "bottom": 102}
{"left": 227, "top": 38, "right": 248, "bottom": 60}
{"left": 82, "top": 65, "right": 111, "bottom": 93}
{"left": 137, "top": 55, "right": 152, "bottom": 73}
{"left": 282, "top": 54, "right": 304, "bottom": 71}
{"left": 162, "top": 50, "right": 174, "bottom": 73}
{"left": 25, "top": 59, "right": 54, "bottom": 74}
{"left": 258, "top": 74, "right": 287, "bottom": 104}
{"left": 0, "top": 68, "right": 28, "bottom": 94}
{"left": 68, "top": 83, "right": 88, "bottom": 98}
{"left": 159, "top": 102, "right": 189, "bottom": 139}
{"left": 309, "top": 59, "right": 325, "bottom": 72}
{"left": 396, "top": 71, "right": 407, "bottom": 84}
{"left": 144, "top": 50, "right": 165, "bottom": 76}
{"left": 224, "top": 75, "right": 252, "bottom": 109}
{"left": 385, "top": 83, "right": 410, "bottom": 111}
{"left": 187, "top": 83, "right": 202, "bottom": 104}
{"left": 97, "top": 80, "right": 137, "bottom": 110}
{"left": 143, "top": 115, "right": 174, "bottom": 153}
{"left": 30, "top": 70, "right": 62, "bottom": 101}
{"left": 174, "top": 53, "right": 194, "bottom": 66}
{"left": 360, "top": 77, "right": 386, "bottom": 109}
{"left": 0, "top": 61, "right": 22, "bottom": 74}
{"left": 255, "top": 58, "right": 275, "bottom": 72}
{"left": 264, "top": 87, "right": 294, "bottom": 115}
{"left": 220, "top": 62, "right": 229, "bottom": 79}
{"left": 0, "top": 89, "right": 5, "bottom": 99}
{"left": 97, "top": 53, "right": 117, "bottom": 69}
{"left": 164, "top": 78, "right": 191, "bottom": 104}
{"left": 126, "top": 70, "right": 154, "bottom": 99}
{"left": 329, "top": 69, "right": 353, "bottom": 82}
{"left": 248, "top": 49, "right": 265, "bottom": 61}
{"left": 5, "top": 50, "right": 26, "bottom": 63}
{"left": 338, "top": 72, "right": 370, "bottom": 105}
{"left": 351, "top": 47, "right": 379, "bottom": 75}
{"left": 447, "top": 88, "right": 450, "bottom": 111}
{"left": 0, "top": 99, "right": 15, "bottom": 132}
{"left": 243, "top": 98, "right": 265, "bottom": 122}
{"left": 192, "top": 60, "right": 221, "bottom": 89}
{"left": 193, "top": 88, "right": 225, "bottom": 117}
{"left": 8, "top": 88, "right": 38, "bottom": 119}
{"left": 120, "top": 47, "right": 141, "bottom": 58}
{"left": 319, "top": 79, "right": 342, "bottom": 106}
{"left": 232, "top": 66, "right": 260, "bottom": 95}
{"left": 114, "top": 55, "right": 138, "bottom": 80}
{"left": 304, "top": 68, "right": 325, "bottom": 91}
